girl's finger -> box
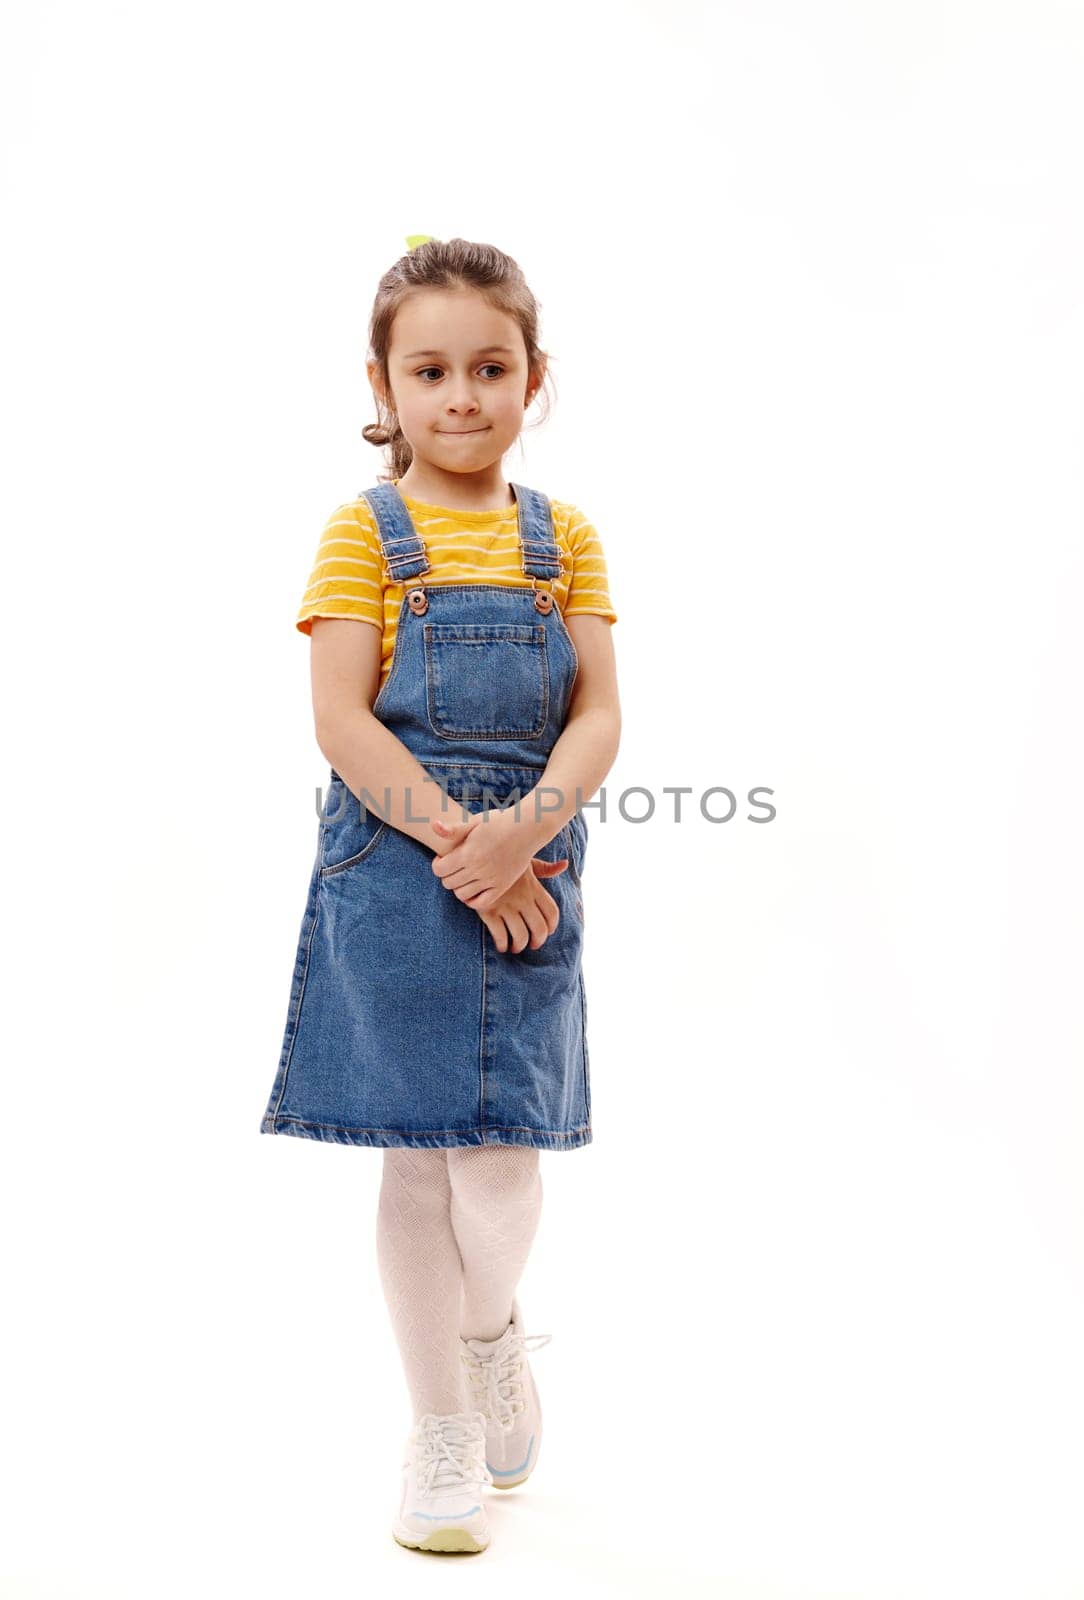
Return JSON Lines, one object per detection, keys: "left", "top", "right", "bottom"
{"left": 437, "top": 863, "right": 485, "bottom": 891}
{"left": 531, "top": 856, "right": 569, "bottom": 876}
{"left": 460, "top": 881, "right": 500, "bottom": 908}
{"left": 500, "top": 908, "right": 531, "bottom": 954}
{"left": 534, "top": 889, "right": 560, "bottom": 934}
{"left": 432, "top": 817, "right": 471, "bottom": 838}
{"left": 432, "top": 848, "right": 476, "bottom": 878}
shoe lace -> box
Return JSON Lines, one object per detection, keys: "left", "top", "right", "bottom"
{"left": 414, "top": 1412, "right": 493, "bottom": 1495}
{"left": 462, "top": 1332, "right": 553, "bottom": 1433}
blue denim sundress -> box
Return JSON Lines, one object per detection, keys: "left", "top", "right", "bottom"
{"left": 260, "top": 480, "right": 592, "bottom": 1151}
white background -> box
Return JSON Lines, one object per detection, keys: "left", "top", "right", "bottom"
{"left": 2, "top": 2, "right": 1082, "bottom": 1597}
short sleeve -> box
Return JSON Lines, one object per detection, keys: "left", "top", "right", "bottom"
{"left": 295, "top": 501, "right": 385, "bottom": 635}
{"left": 563, "top": 507, "right": 618, "bottom": 624}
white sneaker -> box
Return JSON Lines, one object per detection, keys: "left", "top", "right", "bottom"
{"left": 461, "top": 1298, "right": 553, "bottom": 1489}
{"left": 391, "top": 1410, "right": 493, "bottom": 1553}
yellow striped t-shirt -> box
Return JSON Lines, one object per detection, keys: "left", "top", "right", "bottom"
{"left": 296, "top": 482, "right": 618, "bottom": 695}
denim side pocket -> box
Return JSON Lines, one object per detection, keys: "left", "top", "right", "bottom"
{"left": 319, "top": 777, "right": 391, "bottom": 878}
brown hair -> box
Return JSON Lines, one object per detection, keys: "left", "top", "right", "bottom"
{"left": 361, "top": 237, "right": 555, "bottom": 483}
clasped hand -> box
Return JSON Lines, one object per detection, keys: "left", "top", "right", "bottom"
{"left": 430, "top": 805, "right": 568, "bottom": 955}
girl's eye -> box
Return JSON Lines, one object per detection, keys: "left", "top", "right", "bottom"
{"left": 416, "top": 364, "right": 505, "bottom": 381}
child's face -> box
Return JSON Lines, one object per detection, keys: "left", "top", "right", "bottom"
{"left": 372, "top": 287, "right": 539, "bottom": 480}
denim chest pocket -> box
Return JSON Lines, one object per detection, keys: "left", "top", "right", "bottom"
{"left": 424, "top": 622, "right": 549, "bottom": 740}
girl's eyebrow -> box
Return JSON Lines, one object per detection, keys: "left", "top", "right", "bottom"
{"left": 401, "top": 346, "right": 516, "bottom": 359}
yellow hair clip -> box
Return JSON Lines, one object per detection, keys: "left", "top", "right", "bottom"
{"left": 405, "top": 235, "right": 434, "bottom": 250}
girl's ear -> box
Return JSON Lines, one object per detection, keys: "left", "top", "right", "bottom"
{"left": 367, "top": 358, "right": 389, "bottom": 409}
{"left": 527, "top": 355, "right": 547, "bottom": 406}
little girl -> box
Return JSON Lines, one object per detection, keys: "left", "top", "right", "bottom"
{"left": 260, "top": 235, "right": 621, "bottom": 1556}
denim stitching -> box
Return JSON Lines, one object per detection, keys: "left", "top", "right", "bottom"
{"left": 479, "top": 915, "right": 489, "bottom": 1133}
{"left": 370, "top": 591, "right": 411, "bottom": 721}
{"left": 550, "top": 598, "right": 580, "bottom": 685}
{"left": 579, "top": 972, "right": 591, "bottom": 1121}
{"left": 265, "top": 878, "right": 323, "bottom": 1124}
{"left": 423, "top": 625, "right": 549, "bottom": 740}
{"left": 265, "top": 1115, "right": 591, "bottom": 1143}
{"left": 318, "top": 822, "right": 390, "bottom": 878}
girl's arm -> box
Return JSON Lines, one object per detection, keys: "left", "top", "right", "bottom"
{"left": 429, "top": 614, "right": 621, "bottom": 912}
{"left": 309, "top": 616, "right": 468, "bottom": 853}
{"left": 510, "top": 614, "right": 622, "bottom": 849}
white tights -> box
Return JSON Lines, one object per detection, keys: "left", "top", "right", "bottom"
{"left": 375, "top": 1145, "right": 544, "bottom": 1423}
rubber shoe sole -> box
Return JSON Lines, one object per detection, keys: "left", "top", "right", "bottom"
{"left": 391, "top": 1411, "right": 492, "bottom": 1554}
{"left": 392, "top": 1518, "right": 489, "bottom": 1554}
